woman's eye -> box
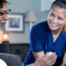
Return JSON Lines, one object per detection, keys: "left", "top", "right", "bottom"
{"left": 50, "top": 14, "right": 55, "bottom": 17}
{"left": 58, "top": 17, "right": 63, "bottom": 20}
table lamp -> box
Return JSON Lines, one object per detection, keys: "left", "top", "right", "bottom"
{"left": 0, "top": 31, "right": 4, "bottom": 44}
{"left": 2, "top": 32, "right": 9, "bottom": 44}
{"left": 25, "top": 11, "right": 37, "bottom": 30}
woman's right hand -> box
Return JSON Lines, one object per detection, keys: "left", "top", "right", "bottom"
{"left": 34, "top": 52, "right": 57, "bottom": 66}
{"left": 46, "top": 52, "right": 57, "bottom": 66}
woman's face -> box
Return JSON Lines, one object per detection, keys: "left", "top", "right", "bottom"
{"left": 47, "top": 6, "right": 66, "bottom": 31}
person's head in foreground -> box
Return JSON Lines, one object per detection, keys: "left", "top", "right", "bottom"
{"left": 0, "top": 0, "right": 10, "bottom": 24}
{"left": 0, "top": 58, "right": 7, "bottom": 66}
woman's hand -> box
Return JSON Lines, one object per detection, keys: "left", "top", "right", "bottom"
{"left": 46, "top": 52, "right": 57, "bottom": 66}
{"left": 34, "top": 52, "right": 57, "bottom": 66}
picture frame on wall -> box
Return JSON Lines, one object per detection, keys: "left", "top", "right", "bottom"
{"left": 5, "top": 13, "right": 23, "bottom": 32}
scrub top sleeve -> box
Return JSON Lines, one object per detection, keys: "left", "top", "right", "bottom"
{"left": 30, "top": 27, "right": 43, "bottom": 52}
{"left": 64, "top": 34, "right": 66, "bottom": 51}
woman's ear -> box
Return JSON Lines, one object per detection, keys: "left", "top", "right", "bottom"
{"left": 63, "top": 24, "right": 66, "bottom": 32}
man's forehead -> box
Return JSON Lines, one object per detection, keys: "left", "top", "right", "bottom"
{"left": 0, "top": 4, "right": 9, "bottom": 12}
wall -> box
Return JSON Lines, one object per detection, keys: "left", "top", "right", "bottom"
{"left": 7, "top": 0, "right": 49, "bottom": 43}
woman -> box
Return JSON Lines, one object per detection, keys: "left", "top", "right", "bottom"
{"left": 24, "top": 0, "right": 66, "bottom": 66}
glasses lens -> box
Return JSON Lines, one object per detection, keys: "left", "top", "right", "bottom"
{"left": 0, "top": 9, "right": 11, "bottom": 16}
{"left": 0, "top": 12, "right": 4, "bottom": 16}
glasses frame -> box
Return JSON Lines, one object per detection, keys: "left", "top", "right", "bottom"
{"left": 0, "top": 9, "right": 11, "bottom": 16}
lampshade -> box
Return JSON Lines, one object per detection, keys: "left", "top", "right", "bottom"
{"left": 3, "top": 32, "right": 9, "bottom": 42}
{"left": 3, "top": 33, "right": 8, "bottom": 40}
{"left": 25, "top": 11, "right": 37, "bottom": 22}
{"left": 0, "top": 31, "right": 3, "bottom": 43}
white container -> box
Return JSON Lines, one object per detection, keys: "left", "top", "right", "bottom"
{"left": 0, "top": 58, "right": 7, "bottom": 66}
{"left": 46, "top": 52, "right": 55, "bottom": 56}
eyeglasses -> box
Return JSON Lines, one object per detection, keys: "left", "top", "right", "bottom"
{"left": 0, "top": 9, "right": 11, "bottom": 16}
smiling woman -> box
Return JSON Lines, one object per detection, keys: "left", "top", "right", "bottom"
{"left": 23, "top": 0, "right": 66, "bottom": 66}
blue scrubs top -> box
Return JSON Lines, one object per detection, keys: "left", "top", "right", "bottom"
{"left": 30, "top": 21, "right": 66, "bottom": 66}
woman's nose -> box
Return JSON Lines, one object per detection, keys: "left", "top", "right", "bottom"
{"left": 53, "top": 18, "right": 57, "bottom": 23}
